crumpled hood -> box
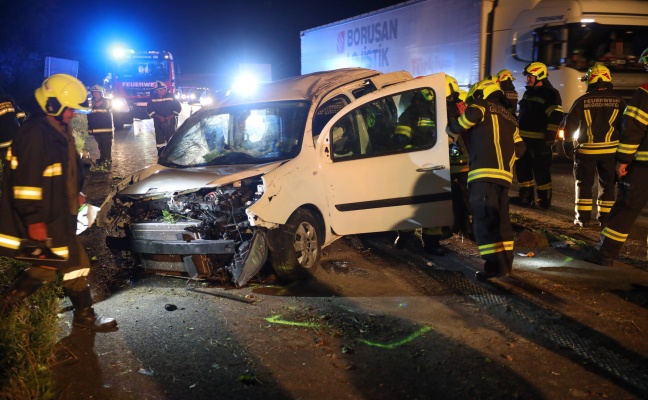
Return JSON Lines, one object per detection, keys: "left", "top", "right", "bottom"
{"left": 118, "top": 161, "right": 284, "bottom": 196}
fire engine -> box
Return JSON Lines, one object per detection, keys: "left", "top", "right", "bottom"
{"left": 105, "top": 49, "right": 176, "bottom": 129}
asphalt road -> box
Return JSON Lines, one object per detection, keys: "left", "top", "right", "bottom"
{"left": 55, "top": 105, "right": 648, "bottom": 400}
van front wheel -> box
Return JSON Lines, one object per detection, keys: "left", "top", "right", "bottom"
{"left": 269, "top": 209, "right": 322, "bottom": 281}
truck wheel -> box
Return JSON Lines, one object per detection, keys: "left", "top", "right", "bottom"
{"left": 269, "top": 209, "right": 322, "bottom": 281}
{"left": 114, "top": 121, "right": 124, "bottom": 130}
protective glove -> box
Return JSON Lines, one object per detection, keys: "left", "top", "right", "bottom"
{"left": 28, "top": 222, "right": 48, "bottom": 241}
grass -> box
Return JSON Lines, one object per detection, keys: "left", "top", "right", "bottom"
{"left": 0, "top": 259, "right": 62, "bottom": 400}
{"left": 0, "top": 114, "right": 88, "bottom": 400}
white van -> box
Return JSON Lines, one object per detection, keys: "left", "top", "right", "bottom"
{"left": 98, "top": 68, "right": 453, "bottom": 286}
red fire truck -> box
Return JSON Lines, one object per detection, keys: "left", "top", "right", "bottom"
{"left": 105, "top": 49, "right": 176, "bottom": 129}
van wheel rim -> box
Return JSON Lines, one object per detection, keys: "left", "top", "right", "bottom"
{"left": 293, "top": 221, "right": 319, "bottom": 269}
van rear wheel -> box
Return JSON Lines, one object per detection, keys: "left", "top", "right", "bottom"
{"left": 269, "top": 209, "right": 322, "bottom": 281}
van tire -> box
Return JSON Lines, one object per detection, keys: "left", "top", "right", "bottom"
{"left": 269, "top": 209, "right": 322, "bottom": 281}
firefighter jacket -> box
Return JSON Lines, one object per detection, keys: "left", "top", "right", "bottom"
{"left": 0, "top": 109, "right": 85, "bottom": 269}
{"left": 147, "top": 90, "right": 182, "bottom": 119}
{"left": 561, "top": 82, "right": 625, "bottom": 156}
{"left": 87, "top": 96, "right": 114, "bottom": 136}
{"left": 394, "top": 95, "right": 436, "bottom": 148}
{"left": 499, "top": 80, "right": 518, "bottom": 116}
{"left": 448, "top": 91, "right": 525, "bottom": 188}
{"left": 0, "top": 96, "right": 25, "bottom": 158}
{"left": 618, "top": 83, "right": 648, "bottom": 166}
{"left": 518, "top": 81, "right": 563, "bottom": 142}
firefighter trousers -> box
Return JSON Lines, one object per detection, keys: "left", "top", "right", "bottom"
{"left": 515, "top": 138, "right": 553, "bottom": 199}
{"left": 93, "top": 133, "right": 113, "bottom": 163}
{"left": 573, "top": 152, "right": 616, "bottom": 225}
{"left": 597, "top": 164, "right": 648, "bottom": 259}
{"left": 154, "top": 116, "right": 178, "bottom": 145}
{"left": 469, "top": 181, "right": 514, "bottom": 274}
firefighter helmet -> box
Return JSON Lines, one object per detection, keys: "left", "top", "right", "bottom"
{"left": 468, "top": 78, "right": 503, "bottom": 101}
{"left": 420, "top": 88, "right": 434, "bottom": 101}
{"left": 458, "top": 90, "right": 468, "bottom": 102}
{"left": 90, "top": 84, "right": 104, "bottom": 93}
{"left": 497, "top": 69, "right": 515, "bottom": 82}
{"left": 582, "top": 64, "right": 612, "bottom": 85}
{"left": 153, "top": 81, "right": 167, "bottom": 90}
{"left": 34, "top": 74, "right": 90, "bottom": 116}
{"left": 523, "top": 62, "right": 548, "bottom": 80}
{"left": 445, "top": 74, "right": 460, "bottom": 98}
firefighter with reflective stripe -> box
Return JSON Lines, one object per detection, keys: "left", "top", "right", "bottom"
{"left": 0, "top": 74, "right": 117, "bottom": 331}
{"left": 496, "top": 69, "right": 518, "bottom": 116}
{"left": 87, "top": 84, "right": 114, "bottom": 166}
{"left": 393, "top": 88, "right": 436, "bottom": 149}
{"left": 420, "top": 75, "right": 472, "bottom": 255}
{"left": 0, "top": 95, "right": 25, "bottom": 160}
{"left": 583, "top": 47, "right": 648, "bottom": 267}
{"left": 393, "top": 84, "right": 438, "bottom": 252}
{"left": 512, "top": 62, "right": 563, "bottom": 209}
{"left": 560, "top": 64, "right": 626, "bottom": 227}
{"left": 147, "top": 80, "right": 182, "bottom": 148}
{"left": 448, "top": 78, "right": 525, "bottom": 280}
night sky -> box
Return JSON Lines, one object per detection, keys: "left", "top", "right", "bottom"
{"left": 47, "top": 0, "right": 406, "bottom": 88}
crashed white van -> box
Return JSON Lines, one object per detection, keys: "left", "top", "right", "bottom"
{"left": 98, "top": 68, "right": 453, "bottom": 286}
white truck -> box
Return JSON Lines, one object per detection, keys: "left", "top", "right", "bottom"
{"left": 301, "top": 0, "right": 648, "bottom": 110}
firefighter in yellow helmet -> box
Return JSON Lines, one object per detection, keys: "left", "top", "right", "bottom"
{"left": 0, "top": 74, "right": 117, "bottom": 331}
{"left": 393, "top": 79, "right": 439, "bottom": 252}
{"left": 512, "top": 62, "right": 563, "bottom": 209}
{"left": 583, "top": 48, "right": 648, "bottom": 266}
{"left": 495, "top": 69, "right": 518, "bottom": 115}
{"left": 448, "top": 78, "right": 525, "bottom": 280}
{"left": 88, "top": 84, "right": 115, "bottom": 167}
{"left": 560, "top": 64, "right": 625, "bottom": 228}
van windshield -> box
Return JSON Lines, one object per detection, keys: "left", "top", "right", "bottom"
{"left": 159, "top": 101, "right": 309, "bottom": 167}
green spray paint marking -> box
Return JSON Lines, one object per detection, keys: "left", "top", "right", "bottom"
{"left": 264, "top": 314, "right": 321, "bottom": 328}
{"left": 356, "top": 325, "right": 433, "bottom": 349}
{"left": 265, "top": 314, "right": 433, "bottom": 349}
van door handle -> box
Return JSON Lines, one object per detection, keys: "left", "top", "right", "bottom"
{"left": 416, "top": 165, "right": 446, "bottom": 172}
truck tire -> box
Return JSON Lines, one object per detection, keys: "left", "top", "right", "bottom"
{"left": 269, "top": 208, "right": 322, "bottom": 281}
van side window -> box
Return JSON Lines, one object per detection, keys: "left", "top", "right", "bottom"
{"left": 329, "top": 88, "right": 437, "bottom": 162}
{"left": 312, "top": 96, "right": 350, "bottom": 143}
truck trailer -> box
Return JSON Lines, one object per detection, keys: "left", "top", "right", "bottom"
{"left": 301, "top": 0, "right": 648, "bottom": 111}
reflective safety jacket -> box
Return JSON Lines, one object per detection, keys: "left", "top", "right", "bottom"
{"left": 448, "top": 92, "right": 525, "bottom": 188}
{"left": 0, "top": 96, "right": 25, "bottom": 158}
{"left": 87, "top": 96, "right": 114, "bottom": 136}
{"left": 0, "top": 111, "right": 84, "bottom": 268}
{"left": 394, "top": 98, "right": 436, "bottom": 148}
{"left": 518, "top": 82, "right": 563, "bottom": 142}
{"left": 618, "top": 83, "right": 648, "bottom": 165}
{"left": 147, "top": 90, "right": 182, "bottom": 118}
{"left": 561, "top": 82, "right": 625, "bottom": 155}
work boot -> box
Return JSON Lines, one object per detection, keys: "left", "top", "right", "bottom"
{"left": 0, "top": 273, "right": 43, "bottom": 316}
{"left": 422, "top": 234, "right": 446, "bottom": 256}
{"left": 393, "top": 230, "right": 421, "bottom": 249}
{"left": 581, "top": 247, "right": 613, "bottom": 267}
{"left": 67, "top": 288, "right": 117, "bottom": 332}
{"left": 536, "top": 189, "right": 552, "bottom": 210}
{"left": 510, "top": 187, "right": 534, "bottom": 207}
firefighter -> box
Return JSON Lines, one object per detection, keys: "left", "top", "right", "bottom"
{"left": 512, "top": 62, "right": 563, "bottom": 209}
{"left": 560, "top": 64, "right": 626, "bottom": 227}
{"left": 393, "top": 84, "right": 440, "bottom": 253}
{"left": 583, "top": 48, "right": 648, "bottom": 267}
{"left": 448, "top": 78, "right": 525, "bottom": 280}
{"left": 0, "top": 74, "right": 117, "bottom": 331}
{"left": 496, "top": 69, "right": 518, "bottom": 115}
{"left": 0, "top": 95, "right": 25, "bottom": 161}
{"left": 147, "top": 80, "right": 182, "bottom": 148}
{"left": 87, "top": 85, "right": 114, "bottom": 167}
